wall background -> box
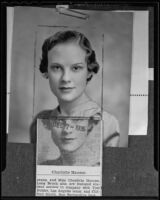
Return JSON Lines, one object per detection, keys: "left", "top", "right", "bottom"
{"left": 8, "top": 7, "right": 133, "bottom": 147}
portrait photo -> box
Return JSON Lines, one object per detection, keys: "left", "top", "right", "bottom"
{"left": 3, "top": 4, "right": 157, "bottom": 198}
{"left": 36, "top": 117, "right": 102, "bottom": 166}
{"left": 8, "top": 6, "right": 134, "bottom": 147}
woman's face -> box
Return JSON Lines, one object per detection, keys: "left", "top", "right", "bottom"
{"left": 47, "top": 42, "right": 89, "bottom": 102}
{"left": 51, "top": 119, "right": 88, "bottom": 152}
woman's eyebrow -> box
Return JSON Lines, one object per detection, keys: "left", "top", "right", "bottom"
{"left": 49, "top": 63, "right": 64, "bottom": 68}
{"left": 49, "top": 62, "right": 85, "bottom": 67}
{"left": 50, "top": 62, "right": 62, "bottom": 66}
{"left": 72, "top": 62, "right": 85, "bottom": 66}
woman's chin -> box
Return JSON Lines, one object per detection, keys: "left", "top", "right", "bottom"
{"left": 60, "top": 146, "right": 79, "bottom": 153}
{"left": 56, "top": 91, "right": 84, "bottom": 103}
{"left": 57, "top": 94, "right": 76, "bottom": 102}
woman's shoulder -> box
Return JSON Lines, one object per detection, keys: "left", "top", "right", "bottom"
{"left": 102, "top": 110, "right": 120, "bottom": 147}
{"left": 85, "top": 101, "right": 120, "bottom": 147}
{"left": 102, "top": 110, "right": 120, "bottom": 131}
{"left": 32, "top": 107, "right": 59, "bottom": 122}
{"left": 33, "top": 109, "right": 55, "bottom": 119}
{"left": 29, "top": 108, "right": 57, "bottom": 143}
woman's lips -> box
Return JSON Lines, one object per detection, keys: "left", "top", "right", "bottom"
{"left": 61, "top": 137, "right": 76, "bottom": 143}
{"left": 59, "top": 87, "right": 75, "bottom": 93}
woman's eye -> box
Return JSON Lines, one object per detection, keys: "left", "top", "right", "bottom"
{"left": 51, "top": 65, "right": 62, "bottom": 72}
{"left": 72, "top": 66, "right": 83, "bottom": 72}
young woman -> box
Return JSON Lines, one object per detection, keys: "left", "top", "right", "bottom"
{"left": 30, "top": 30, "right": 120, "bottom": 166}
{"left": 39, "top": 117, "right": 101, "bottom": 166}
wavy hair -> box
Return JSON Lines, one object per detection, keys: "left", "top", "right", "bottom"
{"left": 39, "top": 30, "right": 100, "bottom": 82}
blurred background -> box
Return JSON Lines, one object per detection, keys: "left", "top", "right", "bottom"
{"left": 8, "top": 7, "right": 133, "bottom": 147}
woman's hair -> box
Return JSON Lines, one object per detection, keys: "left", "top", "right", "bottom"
{"left": 39, "top": 30, "right": 100, "bottom": 82}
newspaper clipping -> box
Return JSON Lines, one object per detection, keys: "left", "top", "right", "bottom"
{"left": 36, "top": 117, "right": 102, "bottom": 196}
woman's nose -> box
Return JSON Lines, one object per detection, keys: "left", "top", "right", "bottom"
{"left": 62, "top": 120, "right": 73, "bottom": 134}
{"left": 61, "top": 69, "right": 71, "bottom": 82}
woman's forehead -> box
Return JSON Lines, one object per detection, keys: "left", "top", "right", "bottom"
{"left": 48, "top": 42, "right": 86, "bottom": 63}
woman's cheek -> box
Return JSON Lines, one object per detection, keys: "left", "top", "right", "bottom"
{"left": 48, "top": 77, "right": 59, "bottom": 95}
{"left": 75, "top": 72, "right": 88, "bottom": 88}
{"left": 51, "top": 127, "right": 62, "bottom": 145}
{"left": 75, "top": 128, "right": 88, "bottom": 144}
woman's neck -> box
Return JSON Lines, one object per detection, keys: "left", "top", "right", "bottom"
{"left": 60, "top": 143, "right": 97, "bottom": 166}
{"left": 58, "top": 93, "right": 90, "bottom": 116}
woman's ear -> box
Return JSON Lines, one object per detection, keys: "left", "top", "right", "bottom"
{"left": 42, "top": 72, "right": 48, "bottom": 79}
{"left": 87, "top": 71, "right": 93, "bottom": 82}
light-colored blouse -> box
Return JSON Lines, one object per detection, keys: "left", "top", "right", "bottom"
{"left": 30, "top": 100, "right": 120, "bottom": 147}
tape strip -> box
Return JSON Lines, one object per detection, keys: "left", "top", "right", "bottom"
{"left": 56, "top": 5, "right": 69, "bottom": 9}
{"left": 56, "top": 5, "right": 89, "bottom": 20}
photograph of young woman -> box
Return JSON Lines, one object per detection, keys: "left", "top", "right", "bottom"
{"left": 38, "top": 117, "right": 101, "bottom": 166}
{"left": 30, "top": 30, "right": 120, "bottom": 151}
